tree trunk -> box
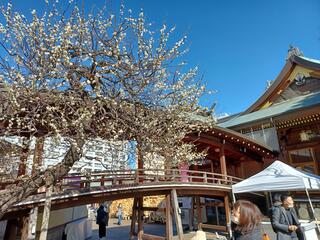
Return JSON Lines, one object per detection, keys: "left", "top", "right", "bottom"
{"left": 0, "top": 140, "right": 84, "bottom": 219}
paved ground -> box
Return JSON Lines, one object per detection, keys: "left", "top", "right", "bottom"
{"left": 91, "top": 218, "right": 187, "bottom": 240}
{"left": 90, "top": 218, "right": 227, "bottom": 240}
{"left": 89, "top": 217, "right": 319, "bottom": 240}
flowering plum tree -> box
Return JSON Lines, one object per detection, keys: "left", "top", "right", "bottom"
{"left": 0, "top": 1, "right": 213, "bottom": 217}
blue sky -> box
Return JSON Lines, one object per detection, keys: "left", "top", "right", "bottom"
{"left": 3, "top": 0, "right": 320, "bottom": 115}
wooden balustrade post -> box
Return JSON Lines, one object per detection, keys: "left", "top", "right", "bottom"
{"left": 155, "top": 169, "right": 159, "bottom": 182}
{"left": 204, "top": 172, "right": 207, "bottom": 183}
{"left": 135, "top": 170, "right": 139, "bottom": 183}
{"left": 112, "top": 175, "right": 117, "bottom": 185}
{"left": 227, "top": 176, "right": 231, "bottom": 185}
{"left": 80, "top": 176, "right": 85, "bottom": 189}
{"left": 85, "top": 173, "right": 91, "bottom": 189}
{"left": 100, "top": 175, "right": 105, "bottom": 187}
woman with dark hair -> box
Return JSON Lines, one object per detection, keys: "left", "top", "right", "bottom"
{"left": 232, "top": 200, "right": 263, "bottom": 240}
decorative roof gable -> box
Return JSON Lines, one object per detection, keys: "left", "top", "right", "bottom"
{"left": 243, "top": 48, "right": 320, "bottom": 114}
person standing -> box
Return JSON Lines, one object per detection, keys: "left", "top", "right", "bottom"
{"left": 272, "top": 194, "right": 305, "bottom": 240}
{"left": 231, "top": 200, "right": 263, "bottom": 240}
{"left": 104, "top": 203, "right": 110, "bottom": 227}
{"left": 269, "top": 193, "right": 282, "bottom": 232}
{"left": 117, "top": 203, "right": 123, "bottom": 225}
{"left": 96, "top": 204, "right": 108, "bottom": 240}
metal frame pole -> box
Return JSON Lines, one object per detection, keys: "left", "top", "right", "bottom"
{"left": 305, "top": 188, "right": 320, "bottom": 233}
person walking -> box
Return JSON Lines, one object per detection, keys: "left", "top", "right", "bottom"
{"left": 231, "top": 200, "right": 263, "bottom": 240}
{"left": 272, "top": 194, "right": 305, "bottom": 240}
{"left": 96, "top": 204, "right": 108, "bottom": 240}
{"left": 117, "top": 203, "right": 123, "bottom": 225}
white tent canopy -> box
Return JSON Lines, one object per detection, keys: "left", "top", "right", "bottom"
{"left": 232, "top": 160, "right": 320, "bottom": 194}
{"left": 232, "top": 160, "right": 320, "bottom": 233}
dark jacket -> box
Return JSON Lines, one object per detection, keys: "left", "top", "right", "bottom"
{"left": 232, "top": 222, "right": 263, "bottom": 240}
{"left": 96, "top": 206, "right": 108, "bottom": 226}
{"left": 269, "top": 201, "right": 282, "bottom": 232}
{"left": 271, "top": 206, "right": 305, "bottom": 240}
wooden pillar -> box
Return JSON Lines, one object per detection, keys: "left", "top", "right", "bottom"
{"left": 136, "top": 137, "right": 144, "bottom": 183}
{"left": 215, "top": 206, "right": 220, "bottom": 225}
{"left": 239, "top": 160, "right": 245, "bottom": 178}
{"left": 196, "top": 196, "right": 202, "bottom": 229}
{"left": 130, "top": 198, "right": 138, "bottom": 239}
{"left": 190, "top": 197, "right": 195, "bottom": 231}
{"left": 171, "top": 189, "right": 183, "bottom": 240}
{"left": 224, "top": 194, "right": 232, "bottom": 237}
{"left": 39, "top": 186, "right": 53, "bottom": 240}
{"left": 27, "top": 207, "right": 38, "bottom": 240}
{"left": 166, "top": 194, "right": 173, "bottom": 240}
{"left": 32, "top": 137, "right": 44, "bottom": 175}
{"left": 219, "top": 145, "right": 227, "bottom": 182}
{"left": 4, "top": 219, "right": 18, "bottom": 240}
{"left": 100, "top": 175, "right": 105, "bottom": 187}
{"left": 137, "top": 197, "right": 144, "bottom": 240}
{"left": 18, "top": 137, "right": 30, "bottom": 176}
{"left": 188, "top": 208, "right": 193, "bottom": 231}
{"left": 20, "top": 215, "right": 29, "bottom": 240}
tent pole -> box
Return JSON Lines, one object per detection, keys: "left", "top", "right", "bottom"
{"left": 232, "top": 191, "right": 236, "bottom": 203}
{"left": 305, "top": 188, "right": 320, "bottom": 233}
{"left": 269, "top": 192, "right": 273, "bottom": 206}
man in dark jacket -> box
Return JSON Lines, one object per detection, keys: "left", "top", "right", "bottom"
{"left": 271, "top": 194, "right": 305, "bottom": 240}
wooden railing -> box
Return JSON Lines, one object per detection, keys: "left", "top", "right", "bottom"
{"left": 60, "top": 168, "right": 243, "bottom": 191}
{"left": 0, "top": 169, "right": 243, "bottom": 193}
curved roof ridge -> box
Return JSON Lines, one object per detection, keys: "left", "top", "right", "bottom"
{"left": 242, "top": 53, "right": 320, "bottom": 115}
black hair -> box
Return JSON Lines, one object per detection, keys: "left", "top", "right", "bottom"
{"left": 280, "top": 194, "right": 291, "bottom": 202}
{"left": 273, "top": 193, "right": 282, "bottom": 203}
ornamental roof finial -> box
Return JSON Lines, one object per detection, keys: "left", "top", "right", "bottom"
{"left": 287, "top": 45, "right": 303, "bottom": 60}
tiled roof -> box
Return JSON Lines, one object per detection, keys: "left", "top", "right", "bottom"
{"left": 218, "top": 91, "right": 320, "bottom": 128}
